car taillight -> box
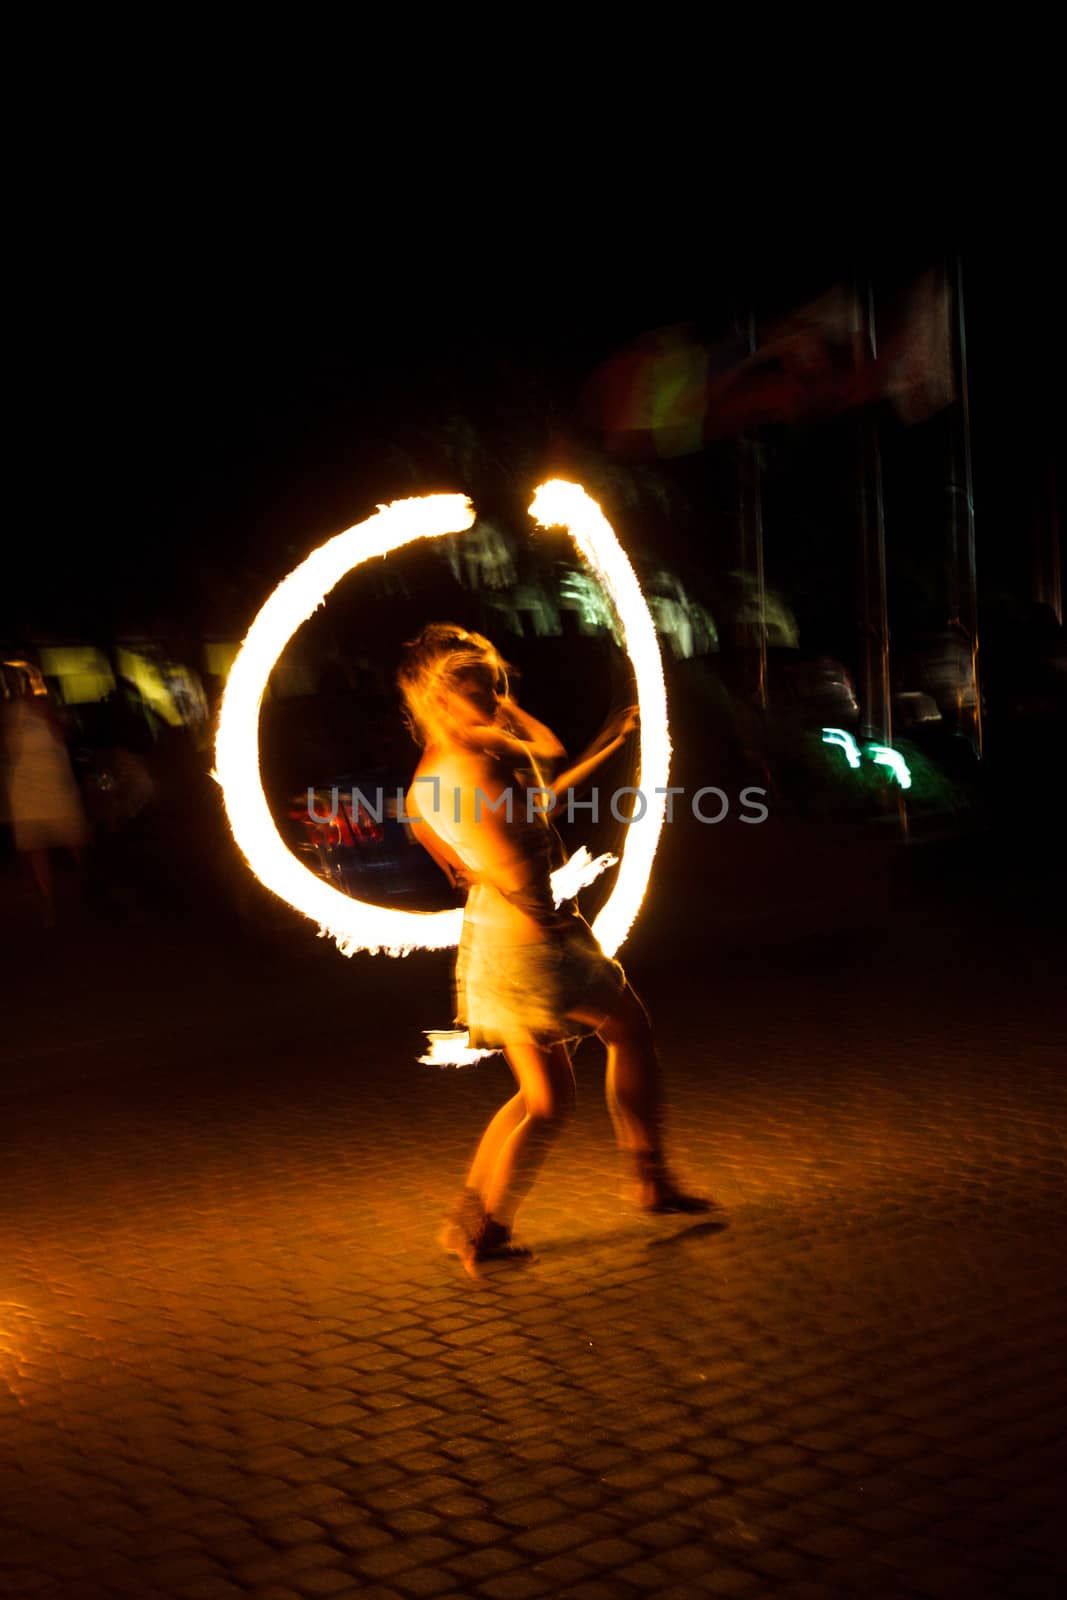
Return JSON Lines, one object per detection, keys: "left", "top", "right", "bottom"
{"left": 342, "top": 797, "right": 385, "bottom": 846}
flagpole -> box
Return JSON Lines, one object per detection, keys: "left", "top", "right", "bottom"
{"left": 753, "top": 436, "right": 768, "bottom": 713}
{"left": 949, "top": 252, "right": 983, "bottom": 757}
{"left": 748, "top": 309, "right": 768, "bottom": 713}
{"left": 733, "top": 308, "right": 768, "bottom": 713}
{"left": 856, "top": 276, "right": 892, "bottom": 749}
{"left": 1036, "top": 453, "right": 1062, "bottom": 625}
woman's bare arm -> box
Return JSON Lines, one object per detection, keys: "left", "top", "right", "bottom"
{"left": 497, "top": 700, "right": 565, "bottom": 762}
{"left": 552, "top": 706, "right": 638, "bottom": 795}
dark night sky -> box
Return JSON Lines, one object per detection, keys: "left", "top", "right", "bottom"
{"left": 11, "top": 213, "right": 1060, "bottom": 649}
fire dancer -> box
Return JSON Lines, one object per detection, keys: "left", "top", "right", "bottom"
{"left": 398, "top": 623, "right": 709, "bottom": 1273}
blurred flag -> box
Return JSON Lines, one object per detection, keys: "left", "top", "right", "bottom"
{"left": 883, "top": 269, "right": 955, "bottom": 424}
{"left": 708, "top": 285, "right": 880, "bottom": 431}
{"left": 583, "top": 273, "right": 955, "bottom": 454}
{"left": 581, "top": 325, "right": 746, "bottom": 458}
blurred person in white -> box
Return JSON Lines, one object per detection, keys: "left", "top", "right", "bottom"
{"left": 2, "top": 665, "right": 88, "bottom": 927}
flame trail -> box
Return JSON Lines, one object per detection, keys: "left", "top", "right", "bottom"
{"left": 215, "top": 484, "right": 669, "bottom": 965}
{"left": 214, "top": 496, "right": 475, "bottom": 955}
{"left": 530, "top": 481, "right": 671, "bottom": 958}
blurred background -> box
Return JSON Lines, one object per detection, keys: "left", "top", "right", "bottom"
{"left": 3, "top": 229, "right": 1063, "bottom": 956}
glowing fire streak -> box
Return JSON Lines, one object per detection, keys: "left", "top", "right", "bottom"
{"left": 215, "top": 483, "right": 669, "bottom": 962}
{"left": 549, "top": 844, "right": 618, "bottom": 908}
{"left": 419, "top": 1030, "right": 496, "bottom": 1067}
{"left": 215, "top": 495, "right": 475, "bottom": 956}
{"left": 530, "top": 481, "right": 671, "bottom": 958}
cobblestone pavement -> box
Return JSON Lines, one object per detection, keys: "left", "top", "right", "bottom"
{"left": 2, "top": 882, "right": 1066, "bottom": 1599}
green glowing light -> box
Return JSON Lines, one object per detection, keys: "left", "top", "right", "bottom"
{"left": 867, "top": 745, "right": 913, "bottom": 789}
{"left": 821, "top": 727, "right": 862, "bottom": 769}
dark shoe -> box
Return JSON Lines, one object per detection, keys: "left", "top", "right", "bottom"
{"left": 473, "top": 1218, "right": 532, "bottom": 1260}
{"left": 644, "top": 1189, "right": 714, "bottom": 1215}
{"left": 439, "top": 1187, "right": 485, "bottom": 1257}
{"left": 635, "top": 1151, "right": 713, "bottom": 1214}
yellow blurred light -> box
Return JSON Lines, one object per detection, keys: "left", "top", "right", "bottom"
{"left": 204, "top": 642, "right": 241, "bottom": 682}
{"left": 117, "top": 648, "right": 187, "bottom": 727}
{"left": 37, "top": 647, "right": 116, "bottom": 705}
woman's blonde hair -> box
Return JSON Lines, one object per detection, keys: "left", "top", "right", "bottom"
{"left": 397, "top": 623, "right": 508, "bottom": 749}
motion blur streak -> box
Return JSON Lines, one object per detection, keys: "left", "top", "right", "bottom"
{"left": 530, "top": 481, "right": 671, "bottom": 958}
{"left": 214, "top": 496, "right": 476, "bottom": 956}
{"left": 215, "top": 486, "right": 665, "bottom": 960}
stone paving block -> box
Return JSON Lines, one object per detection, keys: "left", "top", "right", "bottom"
{"left": 796, "top": 1524, "right": 871, "bottom": 1560}
{"left": 856, "top": 1505, "right": 930, "bottom": 1539}
{"left": 763, "top": 1466, "right": 840, "bottom": 1497}
{"left": 366, "top": 1479, "right": 465, "bottom": 1513}
{"left": 620, "top": 1487, "right": 684, "bottom": 1518}
{"left": 702, "top": 1570, "right": 766, "bottom": 1596}
{"left": 142, "top": 1552, "right": 228, "bottom": 1588}
{"left": 496, "top": 1497, "right": 567, "bottom": 1529}
{"left": 334, "top": 1588, "right": 405, "bottom": 1600}
{"left": 662, "top": 1470, "right": 728, "bottom": 1502}
{"left": 572, "top": 1534, "right": 644, "bottom": 1569}
{"left": 760, "top": 1506, "right": 823, "bottom": 1539}
{"left": 430, "top": 1492, "right": 489, "bottom": 1517}
{"left": 390, "top": 1567, "right": 457, "bottom": 1599}
{"left": 477, "top": 1570, "right": 556, "bottom": 1600}
{"left": 232, "top": 1545, "right": 340, "bottom": 1587}
{"left": 444, "top": 1544, "right": 524, "bottom": 1583}
{"left": 514, "top": 1521, "right": 592, "bottom": 1557}
{"left": 256, "top": 1516, "right": 332, "bottom": 1548}
{"left": 354, "top": 1537, "right": 461, "bottom": 1581}
{"left": 382, "top": 1508, "right": 443, "bottom": 1537}
{"left": 271, "top": 1455, "right": 350, "bottom": 1488}
{"left": 706, "top": 1454, "right": 769, "bottom": 1485}
{"left": 288, "top": 1568, "right": 359, "bottom": 1597}
{"left": 541, "top": 1552, "right": 609, "bottom": 1587}
{"left": 614, "top": 1558, "right": 671, "bottom": 1589}
{"left": 444, "top": 1517, "right": 505, "bottom": 1547}
{"left": 905, "top": 1561, "right": 992, "bottom": 1598}
{"left": 327, "top": 1522, "right": 394, "bottom": 1554}
{"left": 658, "top": 1539, "right": 716, "bottom": 1577}
{"left": 553, "top": 1483, "right": 611, "bottom": 1514}
{"left": 747, "top": 1545, "right": 821, "bottom": 1582}
{"left": 0, "top": 1571, "right": 56, "bottom": 1596}
{"left": 174, "top": 1578, "right": 246, "bottom": 1600}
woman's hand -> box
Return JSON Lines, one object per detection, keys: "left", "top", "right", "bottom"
{"left": 551, "top": 706, "right": 639, "bottom": 797}
{"left": 603, "top": 705, "right": 639, "bottom": 743}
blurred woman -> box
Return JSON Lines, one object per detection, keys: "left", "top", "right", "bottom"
{"left": 399, "top": 623, "right": 708, "bottom": 1274}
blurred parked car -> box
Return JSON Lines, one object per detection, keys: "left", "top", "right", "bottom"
{"left": 281, "top": 768, "right": 456, "bottom": 910}
{"left": 765, "top": 650, "right": 859, "bottom": 728}
{"left": 891, "top": 690, "right": 942, "bottom": 732}
{"left": 895, "top": 631, "right": 978, "bottom": 730}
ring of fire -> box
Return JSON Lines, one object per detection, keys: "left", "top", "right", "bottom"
{"left": 213, "top": 481, "right": 671, "bottom": 958}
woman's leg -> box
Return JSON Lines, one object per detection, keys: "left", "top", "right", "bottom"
{"left": 441, "top": 1092, "right": 526, "bottom": 1256}
{"left": 573, "top": 984, "right": 710, "bottom": 1212}
{"left": 572, "top": 984, "right": 660, "bottom": 1153}
{"left": 464, "top": 1091, "right": 526, "bottom": 1197}
{"left": 482, "top": 1041, "right": 575, "bottom": 1228}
